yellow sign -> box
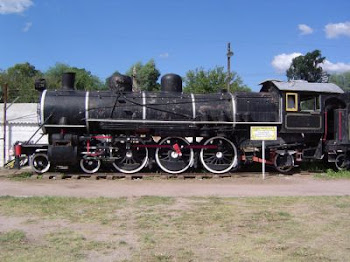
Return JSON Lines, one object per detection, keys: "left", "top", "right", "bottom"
{"left": 250, "top": 126, "right": 277, "bottom": 141}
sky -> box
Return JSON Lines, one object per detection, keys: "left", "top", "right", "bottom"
{"left": 1, "top": 0, "right": 350, "bottom": 91}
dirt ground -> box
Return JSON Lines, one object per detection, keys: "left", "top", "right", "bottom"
{"left": 1, "top": 169, "right": 350, "bottom": 261}
{"left": 0, "top": 169, "right": 349, "bottom": 198}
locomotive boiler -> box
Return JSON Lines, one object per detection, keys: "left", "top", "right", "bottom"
{"left": 18, "top": 72, "right": 350, "bottom": 174}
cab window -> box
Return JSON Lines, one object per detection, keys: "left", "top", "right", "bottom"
{"left": 286, "top": 93, "right": 298, "bottom": 111}
{"left": 300, "top": 94, "right": 320, "bottom": 111}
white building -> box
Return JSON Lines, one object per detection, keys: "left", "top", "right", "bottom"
{"left": 0, "top": 103, "right": 48, "bottom": 167}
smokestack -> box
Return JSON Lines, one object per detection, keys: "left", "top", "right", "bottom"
{"left": 62, "top": 72, "right": 76, "bottom": 90}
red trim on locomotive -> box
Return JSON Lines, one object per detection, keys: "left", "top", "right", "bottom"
{"left": 323, "top": 111, "right": 328, "bottom": 142}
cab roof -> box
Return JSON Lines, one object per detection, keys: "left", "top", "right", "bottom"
{"left": 260, "top": 80, "right": 344, "bottom": 94}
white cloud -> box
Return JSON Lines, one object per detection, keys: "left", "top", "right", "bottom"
{"left": 298, "top": 24, "right": 313, "bottom": 35}
{"left": 22, "top": 21, "right": 32, "bottom": 32}
{"left": 272, "top": 52, "right": 350, "bottom": 74}
{"left": 0, "top": 0, "right": 33, "bottom": 14}
{"left": 323, "top": 60, "right": 350, "bottom": 73}
{"left": 325, "top": 22, "right": 350, "bottom": 38}
{"left": 159, "top": 52, "right": 169, "bottom": 59}
{"left": 271, "top": 53, "right": 302, "bottom": 73}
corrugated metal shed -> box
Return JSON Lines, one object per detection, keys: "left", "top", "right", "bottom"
{"left": 1, "top": 103, "right": 47, "bottom": 167}
{"left": 260, "top": 80, "right": 344, "bottom": 94}
{"left": 0, "top": 103, "right": 39, "bottom": 124}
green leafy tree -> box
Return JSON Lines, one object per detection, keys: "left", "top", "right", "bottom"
{"left": 125, "top": 59, "right": 161, "bottom": 91}
{"left": 184, "top": 66, "right": 250, "bottom": 93}
{"left": 1, "top": 62, "right": 42, "bottom": 102}
{"left": 286, "top": 50, "right": 326, "bottom": 82}
{"left": 45, "top": 63, "right": 104, "bottom": 91}
{"left": 329, "top": 72, "right": 350, "bottom": 91}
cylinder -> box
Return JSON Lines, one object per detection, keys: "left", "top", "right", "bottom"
{"left": 62, "top": 72, "right": 76, "bottom": 90}
{"left": 161, "top": 74, "right": 182, "bottom": 92}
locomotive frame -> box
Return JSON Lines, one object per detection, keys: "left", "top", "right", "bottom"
{"left": 15, "top": 72, "right": 350, "bottom": 174}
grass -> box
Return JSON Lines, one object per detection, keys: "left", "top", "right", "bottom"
{"left": 8, "top": 171, "right": 33, "bottom": 180}
{"left": 0, "top": 229, "right": 118, "bottom": 262}
{"left": 45, "top": 230, "right": 114, "bottom": 259}
{"left": 0, "top": 230, "right": 27, "bottom": 244}
{"left": 0, "top": 196, "right": 349, "bottom": 261}
{"left": 315, "top": 168, "right": 350, "bottom": 179}
{"left": 299, "top": 161, "right": 328, "bottom": 173}
{"left": 0, "top": 196, "right": 127, "bottom": 224}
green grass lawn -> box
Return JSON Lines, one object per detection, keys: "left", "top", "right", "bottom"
{"left": 0, "top": 195, "right": 349, "bottom": 262}
{"left": 315, "top": 169, "right": 350, "bottom": 179}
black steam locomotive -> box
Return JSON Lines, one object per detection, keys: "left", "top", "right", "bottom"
{"left": 17, "top": 72, "right": 350, "bottom": 174}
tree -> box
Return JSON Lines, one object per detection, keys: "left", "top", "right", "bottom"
{"left": 1, "top": 62, "right": 42, "bottom": 103}
{"left": 329, "top": 72, "right": 350, "bottom": 91}
{"left": 183, "top": 66, "right": 250, "bottom": 93}
{"left": 286, "top": 50, "right": 326, "bottom": 82}
{"left": 45, "top": 63, "right": 105, "bottom": 91}
{"left": 125, "top": 59, "right": 161, "bottom": 91}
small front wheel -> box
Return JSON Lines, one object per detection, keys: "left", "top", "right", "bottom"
{"left": 80, "top": 158, "right": 101, "bottom": 174}
{"left": 274, "top": 153, "right": 294, "bottom": 173}
{"left": 30, "top": 153, "right": 50, "bottom": 174}
{"left": 335, "top": 154, "right": 349, "bottom": 171}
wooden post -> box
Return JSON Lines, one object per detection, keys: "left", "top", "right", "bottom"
{"left": 3, "top": 84, "right": 8, "bottom": 167}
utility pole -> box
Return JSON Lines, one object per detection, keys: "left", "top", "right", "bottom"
{"left": 2, "top": 83, "right": 8, "bottom": 167}
{"left": 226, "top": 42, "right": 234, "bottom": 90}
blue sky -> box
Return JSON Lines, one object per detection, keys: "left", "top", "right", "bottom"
{"left": 1, "top": 0, "right": 350, "bottom": 91}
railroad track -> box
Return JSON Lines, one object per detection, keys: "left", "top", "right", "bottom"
{"left": 26, "top": 171, "right": 302, "bottom": 180}
{"left": 32, "top": 172, "right": 236, "bottom": 180}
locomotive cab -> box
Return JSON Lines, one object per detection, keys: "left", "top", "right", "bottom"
{"left": 261, "top": 80, "right": 347, "bottom": 167}
{"left": 260, "top": 80, "right": 344, "bottom": 135}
